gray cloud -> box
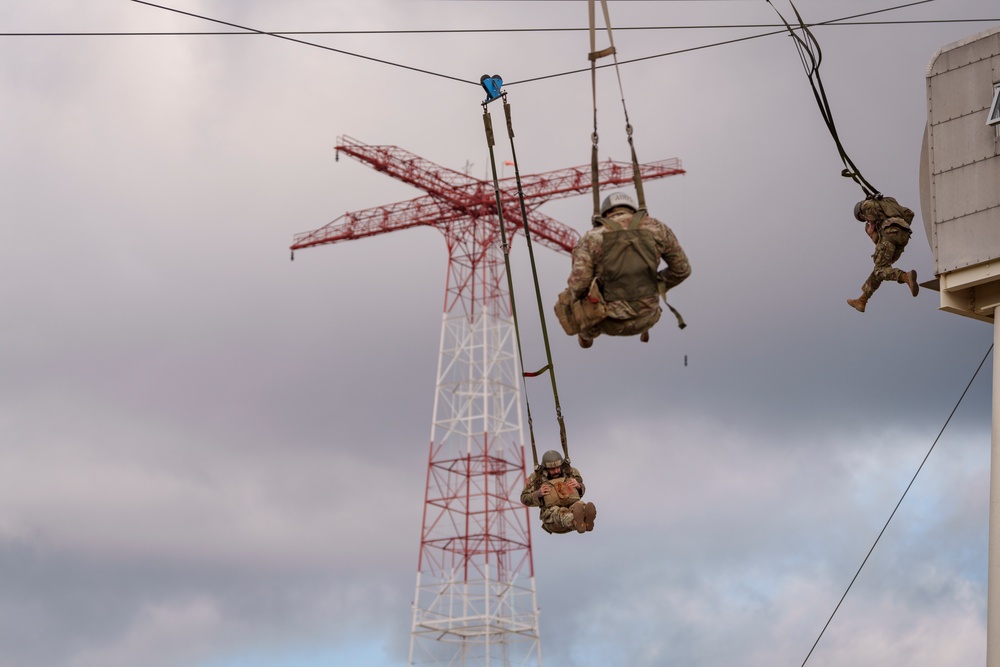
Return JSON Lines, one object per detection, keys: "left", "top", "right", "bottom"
{"left": 1, "top": 1, "right": 997, "bottom": 665}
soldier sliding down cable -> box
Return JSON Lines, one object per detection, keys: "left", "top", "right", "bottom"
{"left": 847, "top": 196, "right": 919, "bottom": 313}
{"left": 767, "top": 0, "right": 921, "bottom": 313}
{"left": 520, "top": 450, "right": 597, "bottom": 535}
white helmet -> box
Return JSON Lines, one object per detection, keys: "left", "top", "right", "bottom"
{"left": 600, "top": 192, "right": 638, "bottom": 215}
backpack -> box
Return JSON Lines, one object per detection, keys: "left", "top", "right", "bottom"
{"left": 554, "top": 278, "right": 606, "bottom": 335}
{"left": 876, "top": 197, "right": 915, "bottom": 227}
{"left": 595, "top": 210, "right": 660, "bottom": 302}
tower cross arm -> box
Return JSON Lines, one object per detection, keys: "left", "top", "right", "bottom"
{"left": 501, "top": 206, "right": 580, "bottom": 255}
{"left": 291, "top": 195, "right": 453, "bottom": 251}
{"left": 514, "top": 158, "right": 685, "bottom": 203}
{"left": 336, "top": 135, "right": 484, "bottom": 203}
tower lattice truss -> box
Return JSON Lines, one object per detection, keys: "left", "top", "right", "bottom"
{"left": 291, "top": 136, "right": 684, "bottom": 666}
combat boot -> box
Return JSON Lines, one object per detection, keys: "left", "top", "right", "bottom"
{"left": 846, "top": 295, "right": 868, "bottom": 313}
{"left": 571, "top": 502, "right": 587, "bottom": 533}
{"left": 899, "top": 270, "right": 918, "bottom": 297}
{"left": 640, "top": 331, "right": 650, "bottom": 343}
{"left": 583, "top": 502, "right": 597, "bottom": 532}
{"left": 578, "top": 334, "right": 593, "bottom": 349}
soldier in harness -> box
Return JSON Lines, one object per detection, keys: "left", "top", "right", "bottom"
{"left": 847, "top": 196, "right": 919, "bottom": 313}
{"left": 555, "top": 192, "right": 690, "bottom": 348}
{"left": 520, "top": 450, "right": 596, "bottom": 534}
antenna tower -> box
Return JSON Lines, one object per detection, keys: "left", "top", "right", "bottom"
{"left": 291, "top": 135, "right": 684, "bottom": 665}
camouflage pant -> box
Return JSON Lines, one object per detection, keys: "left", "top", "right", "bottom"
{"left": 580, "top": 300, "right": 661, "bottom": 340}
{"left": 539, "top": 502, "right": 583, "bottom": 534}
{"left": 861, "top": 227, "right": 910, "bottom": 297}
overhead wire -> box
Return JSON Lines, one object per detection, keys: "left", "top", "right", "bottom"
{"left": 128, "top": 0, "right": 475, "bottom": 87}
{"left": 800, "top": 343, "right": 994, "bottom": 667}
{"left": 767, "top": 0, "right": 885, "bottom": 195}
{"left": 512, "top": 0, "right": 941, "bottom": 84}
{"left": 122, "top": 0, "right": 988, "bottom": 89}
{"left": 4, "top": 18, "right": 997, "bottom": 37}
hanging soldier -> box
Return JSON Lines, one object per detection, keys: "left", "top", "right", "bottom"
{"left": 554, "top": 192, "right": 690, "bottom": 347}
{"left": 520, "top": 450, "right": 596, "bottom": 534}
{"left": 847, "top": 196, "right": 919, "bottom": 313}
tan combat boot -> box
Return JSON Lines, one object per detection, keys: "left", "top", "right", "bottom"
{"left": 899, "top": 270, "right": 918, "bottom": 297}
{"left": 640, "top": 331, "right": 649, "bottom": 343}
{"left": 578, "top": 334, "right": 593, "bottom": 349}
{"left": 846, "top": 295, "right": 869, "bottom": 313}
{"left": 583, "top": 502, "right": 597, "bottom": 532}
{"left": 571, "top": 502, "right": 587, "bottom": 533}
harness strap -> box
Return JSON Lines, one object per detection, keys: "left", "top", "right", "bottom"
{"left": 594, "top": 215, "right": 621, "bottom": 232}
{"left": 482, "top": 90, "right": 570, "bottom": 466}
{"left": 594, "top": 208, "right": 646, "bottom": 232}
{"left": 588, "top": 0, "right": 647, "bottom": 215}
{"left": 766, "top": 0, "right": 880, "bottom": 198}
{"left": 628, "top": 209, "right": 646, "bottom": 230}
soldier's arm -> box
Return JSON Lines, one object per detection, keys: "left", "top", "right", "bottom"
{"left": 572, "top": 468, "right": 586, "bottom": 498}
{"left": 656, "top": 224, "right": 691, "bottom": 291}
{"left": 520, "top": 474, "right": 542, "bottom": 507}
{"left": 567, "top": 235, "right": 597, "bottom": 299}
{"left": 865, "top": 221, "right": 879, "bottom": 243}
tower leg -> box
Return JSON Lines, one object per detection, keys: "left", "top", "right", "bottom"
{"left": 408, "top": 255, "right": 541, "bottom": 666}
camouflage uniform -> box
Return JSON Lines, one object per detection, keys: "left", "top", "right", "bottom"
{"left": 567, "top": 207, "right": 690, "bottom": 340}
{"left": 520, "top": 463, "right": 588, "bottom": 534}
{"left": 857, "top": 197, "right": 914, "bottom": 300}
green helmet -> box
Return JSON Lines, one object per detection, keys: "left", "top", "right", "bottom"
{"left": 854, "top": 200, "right": 866, "bottom": 222}
{"left": 600, "top": 192, "right": 637, "bottom": 215}
{"left": 541, "top": 450, "right": 563, "bottom": 470}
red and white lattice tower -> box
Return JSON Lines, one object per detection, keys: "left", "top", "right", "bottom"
{"left": 291, "top": 135, "right": 684, "bottom": 666}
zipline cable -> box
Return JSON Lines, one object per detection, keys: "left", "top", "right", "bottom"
{"left": 6, "top": 18, "right": 996, "bottom": 38}
{"left": 801, "top": 343, "right": 994, "bottom": 667}
{"left": 766, "top": 0, "right": 902, "bottom": 196}
{"left": 514, "top": 0, "right": 940, "bottom": 84}
{"left": 129, "top": 0, "right": 476, "bottom": 87}
{"left": 129, "top": 0, "right": 948, "bottom": 91}
{"left": 481, "top": 79, "right": 569, "bottom": 467}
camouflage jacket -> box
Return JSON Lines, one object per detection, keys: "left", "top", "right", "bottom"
{"left": 520, "top": 465, "right": 585, "bottom": 508}
{"left": 567, "top": 207, "right": 690, "bottom": 320}
{"left": 859, "top": 197, "right": 914, "bottom": 235}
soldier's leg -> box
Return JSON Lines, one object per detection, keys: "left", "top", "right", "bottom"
{"left": 577, "top": 320, "right": 604, "bottom": 348}
{"left": 571, "top": 502, "right": 587, "bottom": 533}
{"left": 584, "top": 502, "right": 597, "bottom": 531}
{"left": 540, "top": 506, "right": 576, "bottom": 534}
{"left": 872, "top": 237, "right": 905, "bottom": 283}
{"left": 848, "top": 272, "right": 878, "bottom": 312}
{"left": 598, "top": 307, "right": 661, "bottom": 338}
{"left": 879, "top": 232, "right": 917, "bottom": 296}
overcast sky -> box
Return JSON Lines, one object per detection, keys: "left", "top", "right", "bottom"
{"left": 2, "top": 1, "right": 1000, "bottom": 666}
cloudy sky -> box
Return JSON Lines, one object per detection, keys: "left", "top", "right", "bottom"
{"left": 2, "top": 1, "right": 999, "bottom": 666}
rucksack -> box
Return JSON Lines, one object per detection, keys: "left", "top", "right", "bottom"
{"left": 595, "top": 210, "right": 660, "bottom": 302}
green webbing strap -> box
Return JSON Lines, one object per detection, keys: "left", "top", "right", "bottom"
{"left": 593, "top": 208, "right": 644, "bottom": 232}
{"left": 588, "top": 0, "right": 648, "bottom": 216}
{"left": 593, "top": 215, "right": 618, "bottom": 231}
{"left": 482, "top": 101, "right": 539, "bottom": 468}
{"left": 482, "top": 94, "right": 569, "bottom": 466}
{"left": 588, "top": 0, "right": 611, "bottom": 219}
{"left": 664, "top": 299, "right": 687, "bottom": 330}
{"left": 502, "top": 98, "right": 569, "bottom": 463}
{"left": 628, "top": 209, "right": 645, "bottom": 230}
{"left": 766, "top": 0, "right": 880, "bottom": 198}
{"left": 628, "top": 127, "right": 646, "bottom": 210}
